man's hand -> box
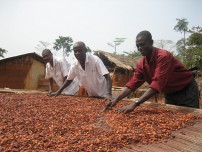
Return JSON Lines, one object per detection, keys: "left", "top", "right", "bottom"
{"left": 118, "top": 102, "right": 138, "bottom": 113}
{"left": 47, "top": 90, "right": 53, "bottom": 96}
{"left": 49, "top": 91, "right": 61, "bottom": 97}
{"left": 104, "top": 98, "right": 118, "bottom": 111}
{"left": 105, "top": 93, "right": 113, "bottom": 102}
{"left": 103, "top": 87, "right": 132, "bottom": 112}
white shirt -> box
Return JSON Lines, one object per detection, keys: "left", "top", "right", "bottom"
{"left": 67, "top": 54, "right": 109, "bottom": 97}
{"left": 45, "top": 57, "right": 79, "bottom": 95}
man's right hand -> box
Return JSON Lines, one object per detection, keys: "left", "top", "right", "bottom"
{"left": 47, "top": 90, "right": 53, "bottom": 96}
{"left": 105, "top": 99, "right": 118, "bottom": 110}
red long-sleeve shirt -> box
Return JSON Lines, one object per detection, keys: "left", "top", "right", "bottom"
{"left": 125, "top": 48, "right": 193, "bottom": 94}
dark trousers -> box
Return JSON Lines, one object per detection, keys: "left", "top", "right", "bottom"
{"left": 164, "top": 78, "right": 199, "bottom": 108}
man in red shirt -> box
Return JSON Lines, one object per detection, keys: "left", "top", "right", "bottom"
{"left": 106, "top": 30, "right": 199, "bottom": 113}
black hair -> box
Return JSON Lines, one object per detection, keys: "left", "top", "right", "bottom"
{"left": 73, "top": 41, "right": 87, "bottom": 52}
{"left": 42, "top": 49, "right": 52, "bottom": 54}
{"left": 136, "top": 30, "right": 153, "bottom": 42}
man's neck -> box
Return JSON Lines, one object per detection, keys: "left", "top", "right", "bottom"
{"left": 79, "top": 60, "right": 85, "bottom": 70}
{"left": 146, "top": 47, "right": 154, "bottom": 62}
{"left": 50, "top": 60, "right": 53, "bottom": 67}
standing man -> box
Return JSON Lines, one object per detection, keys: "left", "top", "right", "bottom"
{"left": 42, "top": 49, "right": 80, "bottom": 96}
{"left": 53, "top": 41, "right": 112, "bottom": 101}
{"left": 106, "top": 30, "right": 199, "bottom": 113}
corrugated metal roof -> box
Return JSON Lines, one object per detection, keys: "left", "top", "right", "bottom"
{"left": 0, "top": 52, "right": 44, "bottom": 64}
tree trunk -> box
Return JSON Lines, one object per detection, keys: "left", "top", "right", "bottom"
{"left": 183, "top": 30, "right": 186, "bottom": 50}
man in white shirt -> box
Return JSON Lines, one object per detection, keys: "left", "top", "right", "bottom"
{"left": 53, "top": 41, "right": 112, "bottom": 101}
{"left": 42, "top": 49, "right": 79, "bottom": 96}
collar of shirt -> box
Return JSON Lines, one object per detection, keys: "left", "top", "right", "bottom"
{"left": 144, "top": 47, "right": 156, "bottom": 65}
{"left": 47, "top": 57, "right": 57, "bottom": 70}
{"left": 75, "top": 53, "right": 89, "bottom": 66}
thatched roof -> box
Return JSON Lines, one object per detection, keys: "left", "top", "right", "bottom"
{"left": 94, "top": 50, "right": 139, "bottom": 71}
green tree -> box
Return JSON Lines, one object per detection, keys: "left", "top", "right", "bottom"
{"left": 174, "top": 18, "right": 189, "bottom": 50}
{"left": 86, "top": 46, "right": 92, "bottom": 53}
{"left": 0, "top": 48, "right": 7, "bottom": 58}
{"left": 181, "top": 47, "right": 202, "bottom": 68}
{"left": 182, "top": 28, "right": 202, "bottom": 68}
{"left": 188, "top": 26, "right": 202, "bottom": 33}
{"left": 53, "top": 36, "right": 73, "bottom": 57}
{"left": 123, "top": 50, "right": 141, "bottom": 59}
{"left": 176, "top": 38, "right": 185, "bottom": 53}
{"left": 186, "top": 32, "right": 202, "bottom": 46}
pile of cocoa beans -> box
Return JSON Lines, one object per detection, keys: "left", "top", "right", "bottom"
{"left": 0, "top": 93, "right": 201, "bottom": 151}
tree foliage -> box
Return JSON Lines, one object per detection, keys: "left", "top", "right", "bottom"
{"left": 176, "top": 38, "right": 185, "bottom": 53}
{"left": 173, "top": 18, "right": 202, "bottom": 69}
{"left": 186, "top": 32, "right": 202, "bottom": 46}
{"left": 181, "top": 47, "right": 202, "bottom": 68}
{"left": 123, "top": 50, "right": 141, "bottom": 59}
{"left": 53, "top": 36, "right": 73, "bottom": 57}
{"left": 174, "top": 18, "right": 189, "bottom": 50}
{"left": 35, "top": 41, "right": 51, "bottom": 51}
{"left": 154, "top": 39, "right": 175, "bottom": 51}
{"left": 181, "top": 28, "right": 202, "bottom": 68}
{"left": 86, "top": 46, "right": 92, "bottom": 53}
{"left": 174, "top": 18, "right": 189, "bottom": 33}
{"left": 0, "top": 48, "right": 8, "bottom": 58}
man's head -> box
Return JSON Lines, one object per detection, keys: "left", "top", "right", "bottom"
{"left": 42, "top": 49, "right": 53, "bottom": 63}
{"left": 73, "top": 41, "right": 87, "bottom": 62}
{"left": 136, "top": 30, "right": 153, "bottom": 57}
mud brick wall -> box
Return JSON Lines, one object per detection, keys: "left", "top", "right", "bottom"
{"left": 0, "top": 57, "right": 32, "bottom": 89}
{"left": 111, "top": 73, "right": 132, "bottom": 87}
{"left": 0, "top": 56, "right": 44, "bottom": 89}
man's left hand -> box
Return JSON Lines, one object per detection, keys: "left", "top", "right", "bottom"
{"left": 49, "top": 91, "right": 59, "bottom": 97}
{"left": 105, "top": 94, "right": 113, "bottom": 102}
{"left": 118, "top": 103, "right": 138, "bottom": 113}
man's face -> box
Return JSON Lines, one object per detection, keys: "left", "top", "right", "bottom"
{"left": 42, "top": 52, "right": 52, "bottom": 63}
{"left": 73, "top": 45, "right": 86, "bottom": 62}
{"left": 136, "top": 36, "right": 153, "bottom": 57}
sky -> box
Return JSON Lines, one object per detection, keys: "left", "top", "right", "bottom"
{"left": 0, "top": 0, "right": 202, "bottom": 60}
